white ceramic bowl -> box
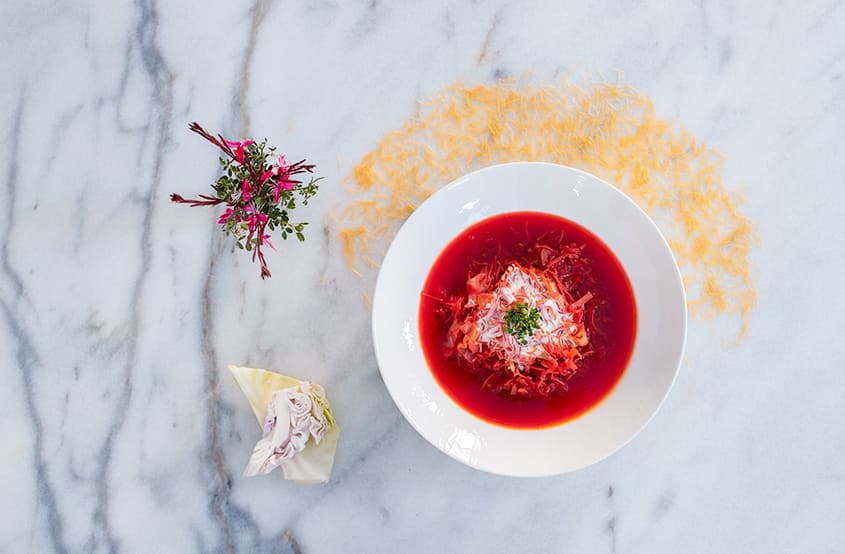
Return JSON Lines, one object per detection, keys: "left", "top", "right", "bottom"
{"left": 372, "top": 162, "right": 686, "bottom": 476}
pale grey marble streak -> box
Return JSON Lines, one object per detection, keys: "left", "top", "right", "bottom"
{"left": 1, "top": 1, "right": 844, "bottom": 553}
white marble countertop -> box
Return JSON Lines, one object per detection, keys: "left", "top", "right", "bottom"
{"left": 2, "top": 1, "right": 844, "bottom": 552}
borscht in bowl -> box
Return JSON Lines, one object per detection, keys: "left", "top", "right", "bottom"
{"left": 372, "top": 163, "right": 686, "bottom": 476}
{"left": 419, "top": 211, "right": 637, "bottom": 429}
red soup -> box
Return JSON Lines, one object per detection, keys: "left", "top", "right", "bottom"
{"left": 419, "top": 211, "right": 637, "bottom": 429}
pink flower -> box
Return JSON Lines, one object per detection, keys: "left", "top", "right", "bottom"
{"left": 245, "top": 210, "right": 268, "bottom": 234}
{"left": 224, "top": 139, "right": 255, "bottom": 163}
{"left": 270, "top": 155, "right": 297, "bottom": 201}
{"left": 218, "top": 207, "right": 234, "bottom": 225}
{"left": 223, "top": 139, "right": 253, "bottom": 148}
{"left": 274, "top": 183, "right": 293, "bottom": 203}
{"left": 259, "top": 169, "right": 273, "bottom": 182}
{"left": 272, "top": 171, "right": 296, "bottom": 202}
{"left": 261, "top": 234, "right": 276, "bottom": 251}
{"left": 241, "top": 178, "right": 252, "bottom": 202}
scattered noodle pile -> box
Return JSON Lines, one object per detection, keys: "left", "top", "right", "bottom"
{"left": 336, "top": 79, "right": 757, "bottom": 335}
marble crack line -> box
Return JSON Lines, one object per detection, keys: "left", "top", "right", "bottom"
{"left": 201, "top": 236, "right": 264, "bottom": 553}
{"left": 201, "top": 241, "right": 235, "bottom": 554}
{"left": 199, "top": 2, "right": 278, "bottom": 548}
{"left": 1, "top": 303, "right": 68, "bottom": 554}
{"left": 239, "top": 0, "right": 275, "bottom": 133}
{"left": 477, "top": 9, "right": 503, "bottom": 64}
{"left": 1, "top": 92, "right": 29, "bottom": 302}
{"left": 284, "top": 530, "right": 303, "bottom": 554}
{"left": 1, "top": 92, "right": 69, "bottom": 554}
{"left": 607, "top": 485, "right": 617, "bottom": 554}
{"left": 90, "top": 0, "right": 174, "bottom": 551}
{"left": 807, "top": 0, "right": 844, "bottom": 32}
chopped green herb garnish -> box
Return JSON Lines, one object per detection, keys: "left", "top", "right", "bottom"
{"left": 504, "top": 302, "right": 542, "bottom": 344}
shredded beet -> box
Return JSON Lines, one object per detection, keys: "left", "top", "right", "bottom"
{"left": 431, "top": 236, "right": 606, "bottom": 399}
